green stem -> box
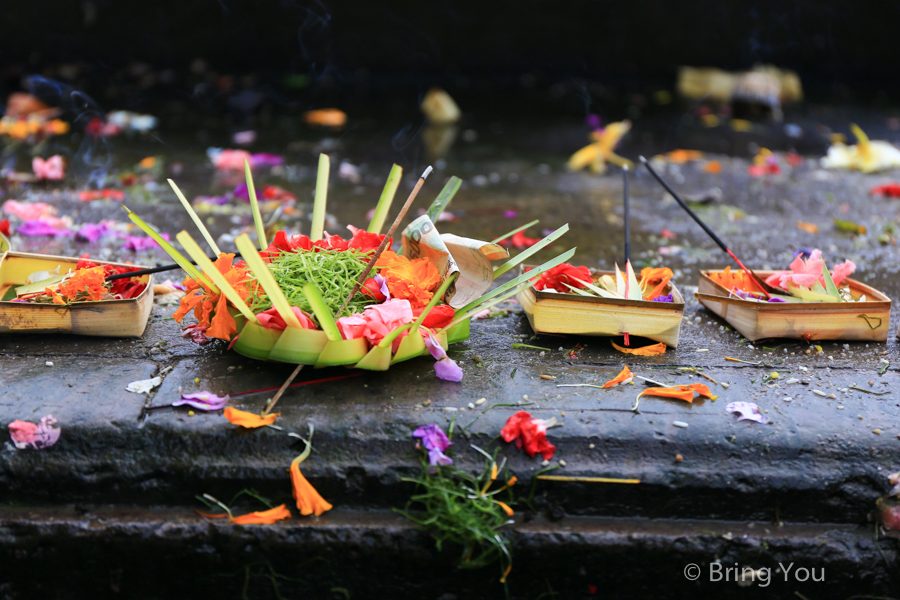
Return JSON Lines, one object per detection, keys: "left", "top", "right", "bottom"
{"left": 425, "top": 176, "right": 462, "bottom": 223}
{"left": 493, "top": 224, "right": 569, "bottom": 278}
{"left": 410, "top": 272, "right": 459, "bottom": 335}
{"left": 368, "top": 164, "right": 402, "bottom": 234}
{"left": 302, "top": 282, "right": 342, "bottom": 341}
{"left": 168, "top": 179, "right": 221, "bottom": 255}
{"left": 310, "top": 153, "right": 330, "bottom": 242}
{"left": 244, "top": 159, "right": 268, "bottom": 250}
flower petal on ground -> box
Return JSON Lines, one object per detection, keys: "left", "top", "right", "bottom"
{"left": 290, "top": 457, "right": 333, "bottom": 516}
{"left": 230, "top": 504, "right": 292, "bottom": 525}
{"left": 174, "top": 390, "right": 230, "bottom": 411}
{"left": 611, "top": 340, "right": 666, "bottom": 356}
{"left": 601, "top": 366, "right": 634, "bottom": 388}
{"left": 223, "top": 407, "right": 279, "bottom": 428}
{"left": 726, "top": 401, "right": 769, "bottom": 424}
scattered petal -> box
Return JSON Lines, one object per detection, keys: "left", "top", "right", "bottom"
{"left": 602, "top": 366, "right": 634, "bottom": 388}
{"left": 501, "top": 411, "right": 556, "bottom": 460}
{"left": 223, "top": 407, "right": 279, "bottom": 428}
{"left": 9, "top": 415, "right": 60, "bottom": 449}
{"left": 726, "top": 401, "right": 769, "bottom": 424}
{"left": 126, "top": 376, "right": 162, "bottom": 394}
{"left": 174, "top": 389, "right": 230, "bottom": 411}
{"left": 230, "top": 504, "right": 292, "bottom": 525}
{"left": 611, "top": 340, "right": 666, "bottom": 356}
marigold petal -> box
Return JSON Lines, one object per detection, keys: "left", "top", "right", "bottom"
{"left": 223, "top": 407, "right": 279, "bottom": 428}
{"left": 637, "top": 385, "right": 696, "bottom": 403}
{"left": 230, "top": 504, "right": 292, "bottom": 525}
{"left": 494, "top": 500, "right": 514, "bottom": 516}
{"left": 611, "top": 340, "right": 666, "bottom": 356}
{"left": 602, "top": 365, "right": 634, "bottom": 388}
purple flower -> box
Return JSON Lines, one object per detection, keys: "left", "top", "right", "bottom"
{"left": 250, "top": 153, "right": 284, "bottom": 168}
{"left": 767, "top": 297, "right": 787, "bottom": 303}
{"left": 195, "top": 195, "right": 230, "bottom": 206}
{"left": 413, "top": 424, "right": 453, "bottom": 466}
{"left": 424, "top": 333, "right": 463, "bottom": 382}
{"left": 651, "top": 294, "right": 674, "bottom": 303}
{"left": 233, "top": 183, "right": 250, "bottom": 202}
{"left": 586, "top": 114, "right": 603, "bottom": 131}
{"left": 123, "top": 233, "right": 170, "bottom": 251}
{"left": 374, "top": 274, "right": 391, "bottom": 300}
{"left": 503, "top": 210, "right": 518, "bottom": 219}
{"left": 17, "top": 220, "right": 74, "bottom": 237}
{"left": 76, "top": 222, "right": 110, "bottom": 243}
{"left": 173, "top": 389, "right": 230, "bottom": 411}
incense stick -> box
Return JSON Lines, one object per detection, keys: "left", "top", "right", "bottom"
{"left": 623, "top": 164, "right": 630, "bottom": 264}
{"left": 105, "top": 253, "right": 244, "bottom": 281}
{"left": 262, "top": 364, "right": 303, "bottom": 416}
{"left": 339, "top": 166, "right": 433, "bottom": 312}
{"left": 638, "top": 156, "right": 773, "bottom": 299}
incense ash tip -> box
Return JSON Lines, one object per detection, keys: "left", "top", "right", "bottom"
{"left": 421, "top": 166, "right": 433, "bottom": 179}
{"left": 638, "top": 155, "right": 648, "bottom": 163}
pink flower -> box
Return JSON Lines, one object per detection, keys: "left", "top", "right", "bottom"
{"left": 831, "top": 260, "right": 856, "bottom": 286}
{"left": 413, "top": 424, "right": 453, "bottom": 466}
{"left": 3, "top": 200, "right": 56, "bottom": 221}
{"left": 212, "top": 149, "right": 252, "bottom": 171}
{"left": 336, "top": 299, "right": 413, "bottom": 349}
{"left": 256, "top": 306, "right": 317, "bottom": 330}
{"left": 182, "top": 324, "right": 211, "bottom": 344}
{"left": 33, "top": 155, "right": 65, "bottom": 180}
{"left": 123, "top": 233, "right": 169, "bottom": 251}
{"left": 765, "top": 249, "right": 825, "bottom": 289}
{"left": 9, "top": 415, "right": 60, "bottom": 449}
{"left": 17, "top": 220, "right": 73, "bottom": 237}
{"left": 174, "top": 389, "right": 229, "bottom": 411}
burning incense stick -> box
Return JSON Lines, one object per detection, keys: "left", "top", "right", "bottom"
{"left": 638, "top": 156, "right": 774, "bottom": 299}
{"left": 340, "top": 166, "right": 433, "bottom": 311}
{"left": 104, "top": 254, "right": 242, "bottom": 281}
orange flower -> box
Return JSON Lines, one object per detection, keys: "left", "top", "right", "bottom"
{"left": 197, "top": 504, "right": 291, "bottom": 525}
{"left": 639, "top": 267, "right": 673, "bottom": 300}
{"left": 231, "top": 505, "right": 291, "bottom": 525}
{"left": 224, "top": 407, "right": 280, "bottom": 428}
{"left": 290, "top": 455, "right": 333, "bottom": 516}
{"left": 797, "top": 221, "right": 818, "bottom": 234}
{"left": 375, "top": 251, "right": 441, "bottom": 308}
{"left": 703, "top": 160, "right": 722, "bottom": 174}
{"left": 611, "top": 340, "right": 667, "bottom": 356}
{"left": 44, "top": 287, "right": 65, "bottom": 305}
{"left": 494, "top": 500, "right": 514, "bottom": 516}
{"left": 637, "top": 383, "right": 718, "bottom": 403}
{"left": 666, "top": 149, "right": 703, "bottom": 164}
{"left": 602, "top": 366, "right": 634, "bottom": 388}
{"left": 173, "top": 253, "right": 254, "bottom": 340}
{"left": 58, "top": 266, "right": 107, "bottom": 301}
{"left": 709, "top": 266, "right": 763, "bottom": 293}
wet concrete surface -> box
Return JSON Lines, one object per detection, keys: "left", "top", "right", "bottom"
{"left": 2, "top": 113, "right": 900, "bottom": 597}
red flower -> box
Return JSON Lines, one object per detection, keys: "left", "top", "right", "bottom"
{"left": 498, "top": 230, "right": 540, "bottom": 249}
{"left": 871, "top": 183, "right": 900, "bottom": 198}
{"left": 0, "top": 219, "right": 10, "bottom": 237}
{"left": 500, "top": 411, "right": 556, "bottom": 460}
{"left": 346, "top": 225, "right": 388, "bottom": 253}
{"left": 412, "top": 304, "right": 455, "bottom": 330}
{"left": 360, "top": 278, "right": 387, "bottom": 302}
{"left": 534, "top": 263, "right": 592, "bottom": 293}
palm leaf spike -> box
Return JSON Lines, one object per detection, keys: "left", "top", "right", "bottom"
{"left": 439, "top": 278, "right": 537, "bottom": 333}
{"left": 301, "top": 282, "right": 342, "bottom": 342}
{"left": 425, "top": 176, "right": 462, "bottom": 224}
{"left": 310, "top": 153, "right": 330, "bottom": 242}
{"left": 625, "top": 261, "right": 642, "bottom": 300}
{"left": 122, "top": 205, "right": 214, "bottom": 289}
{"left": 243, "top": 159, "right": 268, "bottom": 250}
{"left": 570, "top": 277, "right": 618, "bottom": 298}
{"left": 493, "top": 223, "right": 570, "bottom": 278}
{"left": 491, "top": 220, "right": 540, "bottom": 244}
{"left": 615, "top": 264, "right": 626, "bottom": 296}
{"left": 234, "top": 233, "right": 302, "bottom": 328}
{"left": 168, "top": 179, "right": 221, "bottom": 255}
{"left": 368, "top": 164, "right": 402, "bottom": 234}
{"left": 175, "top": 231, "right": 259, "bottom": 324}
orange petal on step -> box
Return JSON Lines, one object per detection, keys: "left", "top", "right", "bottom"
{"left": 224, "top": 407, "right": 279, "bottom": 428}
{"left": 602, "top": 365, "right": 634, "bottom": 388}
{"left": 230, "top": 504, "right": 292, "bottom": 525}
{"left": 611, "top": 340, "right": 666, "bottom": 356}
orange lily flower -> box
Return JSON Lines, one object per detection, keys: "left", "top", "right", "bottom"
{"left": 223, "top": 407, "right": 280, "bottom": 428}
{"left": 639, "top": 267, "right": 673, "bottom": 301}
{"left": 602, "top": 366, "right": 634, "bottom": 388}
{"left": 611, "top": 340, "right": 667, "bottom": 356}
{"left": 709, "top": 266, "right": 763, "bottom": 293}
{"left": 289, "top": 423, "right": 333, "bottom": 516}
{"left": 637, "top": 383, "right": 718, "bottom": 403}
{"left": 198, "top": 504, "right": 291, "bottom": 525}
{"left": 290, "top": 456, "right": 333, "bottom": 516}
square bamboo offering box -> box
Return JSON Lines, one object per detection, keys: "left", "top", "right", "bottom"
{"left": 516, "top": 269, "right": 685, "bottom": 347}
{"left": 696, "top": 270, "right": 891, "bottom": 343}
{"left": 0, "top": 251, "right": 154, "bottom": 338}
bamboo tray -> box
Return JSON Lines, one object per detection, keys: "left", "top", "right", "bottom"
{"left": 230, "top": 316, "right": 471, "bottom": 369}
{"left": 0, "top": 251, "right": 154, "bottom": 337}
{"left": 517, "top": 270, "right": 685, "bottom": 347}
{"left": 696, "top": 270, "right": 891, "bottom": 342}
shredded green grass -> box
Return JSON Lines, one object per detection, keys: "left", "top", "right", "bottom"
{"left": 394, "top": 443, "right": 513, "bottom": 580}
{"left": 250, "top": 249, "right": 378, "bottom": 320}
